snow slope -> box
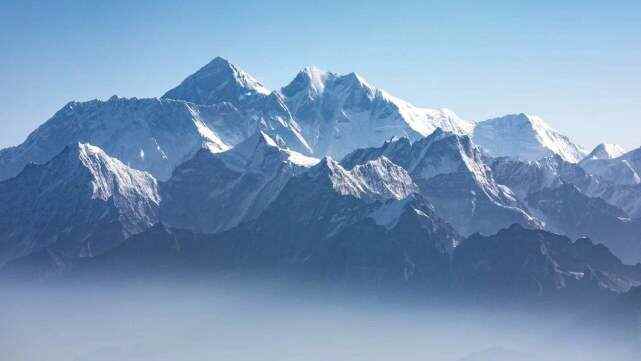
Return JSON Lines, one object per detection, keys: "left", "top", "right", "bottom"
{"left": 162, "top": 57, "right": 270, "bottom": 106}
{"left": 473, "top": 113, "right": 586, "bottom": 163}
{"left": 281, "top": 66, "right": 473, "bottom": 159}
{"left": 342, "top": 129, "right": 540, "bottom": 235}
{"left": 583, "top": 143, "right": 626, "bottom": 161}
{"left": 160, "top": 131, "right": 318, "bottom": 234}
{"left": 0, "top": 143, "right": 159, "bottom": 266}
{"left": 0, "top": 94, "right": 312, "bottom": 182}
{"left": 580, "top": 147, "right": 641, "bottom": 186}
{"left": 0, "top": 97, "right": 232, "bottom": 181}
{"left": 0, "top": 58, "right": 471, "bottom": 181}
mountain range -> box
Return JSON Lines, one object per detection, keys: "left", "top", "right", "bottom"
{"left": 1, "top": 57, "right": 641, "bottom": 325}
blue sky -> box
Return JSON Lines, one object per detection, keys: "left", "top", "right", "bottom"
{"left": 1, "top": 0, "right": 640, "bottom": 150}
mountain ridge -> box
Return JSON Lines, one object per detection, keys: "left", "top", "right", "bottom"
{"left": 0, "top": 143, "right": 159, "bottom": 266}
{"left": 473, "top": 113, "right": 586, "bottom": 163}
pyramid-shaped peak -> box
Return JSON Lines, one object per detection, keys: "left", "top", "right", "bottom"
{"left": 585, "top": 142, "right": 626, "bottom": 160}
{"left": 301, "top": 65, "right": 329, "bottom": 77}
{"left": 162, "top": 57, "right": 269, "bottom": 106}
{"left": 221, "top": 130, "right": 281, "bottom": 164}
{"left": 26, "top": 143, "right": 159, "bottom": 204}
{"left": 417, "top": 127, "right": 464, "bottom": 148}
{"left": 474, "top": 113, "right": 586, "bottom": 163}
{"left": 282, "top": 66, "right": 334, "bottom": 97}
{"left": 282, "top": 66, "right": 376, "bottom": 98}
{"left": 205, "top": 56, "right": 234, "bottom": 68}
{"left": 299, "top": 66, "right": 331, "bottom": 92}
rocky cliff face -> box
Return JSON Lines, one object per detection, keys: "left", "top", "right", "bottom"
{"left": 160, "top": 131, "right": 318, "bottom": 234}
{"left": 342, "top": 129, "right": 540, "bottom": 235}
{"left": 452, "top": 224, "right": 641, "bottom": 300}
{"left": 0, "top": 143, "right": 159, "bottom": 266}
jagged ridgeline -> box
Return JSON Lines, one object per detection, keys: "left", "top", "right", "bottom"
{"left": 1, "top": 58, "right": 641, "bottom": 320}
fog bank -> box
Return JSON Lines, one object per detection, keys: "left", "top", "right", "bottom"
{"left": 1, "top": 280, "right": 638, "bottom": 361}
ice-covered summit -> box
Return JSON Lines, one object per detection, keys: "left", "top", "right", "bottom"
{"left": 0, "top": 96, "right": 237, "bottom": 181}
{"left": 473, "top": 113, "right": 587, "bottom": 163}
{"left": 162, "top": 56, "right": 270, "bottom": 106}
{"left": 281, "top": 66, "right": 473, "bottom": 158}
{"left": 0, "top": 58, "right": 475, "bottom": 181}
{"left": 583, "top": 143, "right": 626, "bottom": 161}
{"left": 580, "top": 146, "right": 641, "bottom": 186}
{"left": 0, "top": 91, "right": 316, "bottom": 182}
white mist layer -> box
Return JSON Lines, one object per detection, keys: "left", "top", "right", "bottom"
{"left": 1, "top": 282, "right": 637, "bottom": 361}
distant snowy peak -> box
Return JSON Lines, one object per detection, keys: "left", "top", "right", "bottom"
{"left": 281, "top": 66, "right": 473, "bottom": 158}
{"left": 0, "top": 96, "right": 239, "bottom": 182}
{"left": 281, "top": 66, "right": 376, "bottom": 112}
{"left": 1, "top": 59, "right": 475, "bottom": 182}
{"left": 286, "top": 65, "right": 474, "bottom": 135}
{"left": 0, "top": 93, "right": 320, "bottom": 182}
{"left": 584, "top": 143, "right": 626, "bottom": 160}
{"left": 282, "top": 66, "right": 332, "bottom": 98}
{"left": 473, "top": 113, "right": 586, "bottom": 163}
{"left": 580, "top": 147, "right": 641, "bottom": 186}
{"left": 162, "top": 57, "right": 270, "bottom": 106}
{"left": 489, "top": 154, "right": 598, "bottom": 199}
{"left": 405, "top": 129, "right": 522, "bottom": 204}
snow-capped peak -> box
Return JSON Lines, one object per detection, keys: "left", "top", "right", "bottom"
{"left": 579, "top": 146, "right": 641, "bottom": 186}
{"left": 282, "top": 67, "right": 374, "bottom": 98}
{"left": 73, "top": 143, "right": 160, "bottom": 204}
{"left": 162, "top": 57, "right": 270, "bottom": 106}
{"left": 473, "top": 113, "right": 587, "bottom": 163}
{"left": 280, "top": 67, "right": 473, "bottom": 159}
{"left": 584, "top": 143, "right": 626, "bottom": 160}
{"left": 281, "top": 66, "right": 333, "bottom": 100}
{"left": 0, "top": 143, "right": 161, "bottom": 265}
{"left": 407, "top": 130, "right": 501, "bottom": 196}
{"left": 350, "top": 157, "right": 418, "bottom": 200}
{"left": 299, "top": 66, "right": 331, "bottom": 94}
{"left": 219, "top": 130, "right": 319, "bottom": 171}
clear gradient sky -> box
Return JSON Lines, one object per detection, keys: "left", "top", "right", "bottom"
{"left": 1, "top": 0, "right": 640, "bottom": 150}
